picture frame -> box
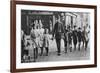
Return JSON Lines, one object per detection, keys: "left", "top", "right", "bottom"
{"left": 10, "top": 0, "right": 97, "bottom": 73}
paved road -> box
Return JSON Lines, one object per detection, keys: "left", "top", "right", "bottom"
{"left": 36, "top": 39, "right": 90, "bottom": 62}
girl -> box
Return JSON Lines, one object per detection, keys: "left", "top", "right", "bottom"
{"left": 38, "top": 19, "right": 44, "bottom": 56}
{"left": 43, "top": 28, "right": 50, "bottom": 56}
{"left": 67, "top": 26, "right": 72, "bottom": 52}
{"left": 30, "top": 20, "right": 39, "bottom": 62}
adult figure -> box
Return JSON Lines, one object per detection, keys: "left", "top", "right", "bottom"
{"left": 53, "top": 15, "right": 64, "bottom": 56}
{"left": 72, "top": 25, "right": 78, "bottom": 51}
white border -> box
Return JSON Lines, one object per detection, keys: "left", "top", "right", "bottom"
{"left": 16, "top": 4, "right": 94, "bottom": 69}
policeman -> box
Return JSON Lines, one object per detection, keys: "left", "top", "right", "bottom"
{"left": 72, "top": 25, "right": 78, "bottom": 51}
{"left": 53, "top": 15, "right": 64, "bottom": 56}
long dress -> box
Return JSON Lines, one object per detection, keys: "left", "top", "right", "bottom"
{"left": 30, "top": 28, "right": 39, "bottom": 61}
{"left": 35, "top": 28, "right": 40, "bottom": 48}
{"left": 43, "top": 34, "right": 49, "bottom": 48}
{"left": 30, "top": 28, "right": 39, "bottom": 48}
{"left": 39, "top": 28, "right": 44, "bottom": 47}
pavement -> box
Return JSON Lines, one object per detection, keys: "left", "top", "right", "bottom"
{"left": 36, "top": 39, "right": 90, "bottom": 62}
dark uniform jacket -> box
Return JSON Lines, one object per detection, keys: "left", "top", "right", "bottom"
{"left": 72, "top": 30, "right": 77, "bottom": 45}
{"left": 53, "top": 21, "right": 64, "bottom": 39}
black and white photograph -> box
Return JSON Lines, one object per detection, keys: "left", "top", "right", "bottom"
{"left": 21, "top": 10, "right": 91, "bottom": 63}
{"left": 11, "top": 2, "right": 97, "bottom": 72}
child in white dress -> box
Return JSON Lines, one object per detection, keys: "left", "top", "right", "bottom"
{"left": 43, "top": 28, "right": 50, "bottom": 56}
{"left": 38, "top": 19, "right": 44, "bottom": 56}
{"left": 30, "top": 23, "right": 39, "bottom": 62}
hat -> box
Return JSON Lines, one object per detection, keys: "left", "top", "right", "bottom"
{"left": 78, "top": 27, "right": 81, "bottom": 29}
{"left": 74, "top": 25, "right": 77, "bottom": 28}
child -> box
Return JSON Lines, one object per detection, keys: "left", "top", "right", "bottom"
{"left": 23, "top": 39, "right": 30, "bottom": 62}
{"left": 23, "top": 35, "right": 31, "bottom": 63}
{"left": 30, "top": 22, "right": 39, "bottom": 62}
{"left": 67, "top": 26, "right": 72, "bottom": 52}
{"left": 43, "top": 28, "right": 50, "bottom": 56}
{"left": 64, "top": 26, "right": 68, "bottom": 53}
{"left": 38, "top": 19, "right": 44, "bottom": 56}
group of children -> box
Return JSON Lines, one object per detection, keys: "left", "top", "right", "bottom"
{"left": 21, "top": 19, "right": 50, "bottom": 62}
{"left": 64, "top": 24, "right": 90, "bottom": 53}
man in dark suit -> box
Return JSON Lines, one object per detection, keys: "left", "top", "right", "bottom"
{"left": 72, "top": 25, "right": 78, "bottom": 51}
{"left": 53, "top": 15, "right": 64, "bottom": 56}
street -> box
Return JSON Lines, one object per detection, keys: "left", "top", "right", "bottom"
{"left": 36, "top": 39, "right": 90, "bottom": 62}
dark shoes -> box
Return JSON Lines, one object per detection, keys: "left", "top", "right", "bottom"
{"left": 57, "top": 53, "right": 61, "bottom": 56}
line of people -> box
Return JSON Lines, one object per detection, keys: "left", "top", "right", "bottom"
{"left": 21, "top": 19, "right": 51, "bottom": 62}
{"left": 21, "top": 15, "right": 90, "bottom": 63}
{"left": 64, "top": 25, "right": 90, "bottom": 54}
{"left": 53, "top": 15, "right": 90, "bottom": 56}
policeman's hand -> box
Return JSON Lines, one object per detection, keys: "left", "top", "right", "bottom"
{"left": 51, "top": 37, "right": 54, "bottom": 40}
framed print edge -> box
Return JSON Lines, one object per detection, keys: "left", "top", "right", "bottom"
{"left": 94, "top": 6, "right": 97, "bottom": 67}
{"left": 10, "top": 0, "right": 97, "bottom": 72}
{"left": 10, "top": 1, "right": 16, "bottom": 72}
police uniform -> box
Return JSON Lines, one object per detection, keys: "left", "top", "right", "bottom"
{"left": 68, "top": 30, "right": 72, "bottom": 52}
{"left": 53, "top": 21, "right": 64, "bottom": 55}
{"left": 72, "top": 29, "right": 77, "bottom": 51}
